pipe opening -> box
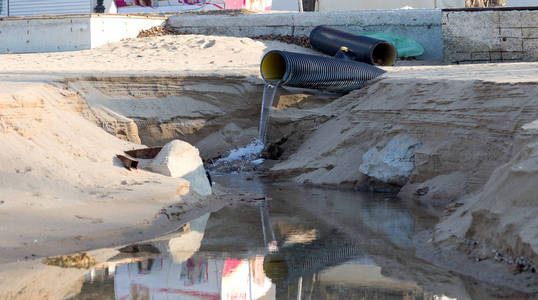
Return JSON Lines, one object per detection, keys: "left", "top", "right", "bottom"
{"left": 263, "top": 253, "right": 289, "bottom": 282}
{"left": 372, "top": 42, "right": 397, "bottom": 66}
{"left": 261, "top": 52, "right": 287, "bottom": 82}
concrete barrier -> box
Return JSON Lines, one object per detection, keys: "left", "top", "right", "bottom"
{"left": 3, "top": 8, "right": 535, "bottom": 63}
{"left": 0, "top": 14, "right": 165, "bottom": 53}
{"left": 443, "top": 8, "right": 538, "bottom": 63}
{"left": 168, "top": 9, "right": 444, "bottom": 61}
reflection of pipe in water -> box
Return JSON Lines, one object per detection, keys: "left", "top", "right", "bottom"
{"left": 260, "top": 199, "right": 278, "bottom": 253}
{"left": 263, "top": 232, "right": 363, "bottom": 284}
{"left": 257, "top": 195, "right": 362, "bottom": 284}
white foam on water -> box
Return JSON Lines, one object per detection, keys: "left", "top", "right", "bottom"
{"left": 211, "top": 82, "right": 279, "bottom": 173}
{"left": 251, "top": 158, "right": 265, "bottom": 165}
{"left": 214, "top": 139, "right": 265, "bottom": 165}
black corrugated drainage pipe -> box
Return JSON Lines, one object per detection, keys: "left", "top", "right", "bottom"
{"left": 260, "top": 50, "right": 386, "bottom": 92}
{"left": 310, "top": 25, "right": 398, "bottom": 66}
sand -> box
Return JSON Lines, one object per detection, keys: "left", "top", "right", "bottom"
{"left": 0, "top": 33, "right": 537, "bottom": 297}
{"left": 0, "top": 35, "right": 314, "bottom": 261}
{"left": 0, "top": 34, "right": 318, "bottom": 79}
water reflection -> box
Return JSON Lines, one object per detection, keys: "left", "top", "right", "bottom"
{"left": 73, "top": 176, "right": 464, "bottom": 300}
{"left": 113, "top": 255, "right": 273, "bottom": 300}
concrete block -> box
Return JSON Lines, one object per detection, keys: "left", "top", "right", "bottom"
{"left": 177, "top": 25, "right": 293, "bottom": 37}
{"left": 292, "top": 11, "right": 362, "bottom": 27}
{"left": 443, "top": 10, "right": 538, "bottom": 62}
{"left": 522, "top": 28, "right": 538, "bottom": 39}
{"left": 241, "top": 13, "right": 295, "bottom": 26}
{"left": 522, "top": 38, "right": 538, "bottom": 58}
{"left": 501, "top": 51, "right": 526, "bottom": 60}
{"left": 0, "top": 15, "right": 165, "bottom": 54}
{"left": 292, "top": 10, "right": 441, "bottom": 28}
{"left": 471, "top": 52, "right": 490, "bottom": 61}
{"left": 290, "top": 26, "right": 310, "bottom": 37}
{"left": 443, "top": 11, "right": 499, "bottom": 29}
{"left": 446, "top": 34, "right": 501, "bottom": 53}
{"left": 147, "top": 140, "right": 212, "bottom": 196}
{"left": 237, "top": 26, "right": 293, "bottom": 36}
{"left": 169, "top": 13, "right": 294, "bottom": 28}
{"left": 0, "top": 17, "right": 91, "bottom": 53}
{"left": 499, "top": 11, "right": 522, "bottom": 28}
{"left": 500, "top": 37, "right": 523, "bottom": 51}
{"left": 490, "top": 51, "right": 502, "bottom": 61}
{"left": 500, "top": 27, "right": 522, "bottom": 38}
{"left": 446, "top": 51, "right": 471, "bottom": 63}
{"left": 444, "top": 24, "right": 501, "bottom": 52}
{"left": 170, "top": 13, "right": 294, "bottom": 37}
{"left": 520, "top": 11, "right": 538, "bottom": 27}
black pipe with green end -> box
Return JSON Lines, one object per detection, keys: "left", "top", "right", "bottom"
{"left": 310, "top": 25, "right": 398, "bottom": 66}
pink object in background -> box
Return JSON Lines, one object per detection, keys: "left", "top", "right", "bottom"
{"left": 224, "top": 0, "right": 271, "bottom": 10}
{"left": 223, "top": 0, "right": 243, "bottom": 8}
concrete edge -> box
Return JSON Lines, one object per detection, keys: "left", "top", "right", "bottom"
{"left": 168, "top": 9, "right": 442, "bottom": 29}
{"left": 0, "top": 13, "right": 167, "bottom": 21}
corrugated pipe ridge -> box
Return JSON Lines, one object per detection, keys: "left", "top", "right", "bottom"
{"left": 260, "top": 50, "right": 386, "bottom": 91}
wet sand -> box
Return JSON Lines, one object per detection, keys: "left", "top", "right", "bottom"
{"left": 3, "top": 175, "right": 536, "bottom": 300}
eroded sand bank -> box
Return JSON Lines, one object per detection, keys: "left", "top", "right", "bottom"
{"left": 0, "top": 34, "right": 537, "bottom": 297}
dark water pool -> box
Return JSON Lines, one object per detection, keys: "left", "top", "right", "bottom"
{"left": 69, "top": 175, "right": 520, "bottom": 300}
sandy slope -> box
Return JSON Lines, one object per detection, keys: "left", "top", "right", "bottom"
{"left": 0, "top": 81, "right": 198, "bottom": 262}
{"left": 269, "top": 76, "right": 538, "bottom": 266}
{"left": 435, "top": 120, "right": 538, "bottom": 261}
{"left": 0, "top": 34, "right": 318, "bottom": 78}
{"left": 0, "top": 36, "right": 319, "bottom": 298}
{"left": 0, "top": 35, "right": 314, "bottom": 262}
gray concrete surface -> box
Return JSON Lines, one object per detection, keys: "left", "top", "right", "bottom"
{"left": 168, "top": 9, "right": 444, "bottom": 61}
{"left": 443, "top": 9, "right": 538, "bottom": 63}
{"left": 0, "top": 14, "right": 165, "bottom": 53}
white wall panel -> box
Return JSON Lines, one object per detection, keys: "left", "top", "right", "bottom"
{"left": 8, "top": 0, "right": 91, "bottom": 16}
{"left": 0, "top": 0, "right": 7, "bottom": 16}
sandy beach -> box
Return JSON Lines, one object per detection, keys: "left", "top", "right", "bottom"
{"left": 0, "top": 32, "right": 537, "bottom": 298}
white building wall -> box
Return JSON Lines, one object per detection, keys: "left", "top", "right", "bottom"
{"left": 0, "top": 15, "right": 165, "bottom": 53}
{"left": 8, "top": 0, "right": 91, "bottom": 16}
{"left": 0, "top": 16, "right": 91, "bottom": 53}
{"left": 0, "top": 0, "right": 7, "bottom": 16}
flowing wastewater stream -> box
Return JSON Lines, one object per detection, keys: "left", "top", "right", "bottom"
{"left": 258, "top": 83, "right": 280, "bottom": 144}
{"left": 68, "top": 175, "right": 526, "bottom": 300}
